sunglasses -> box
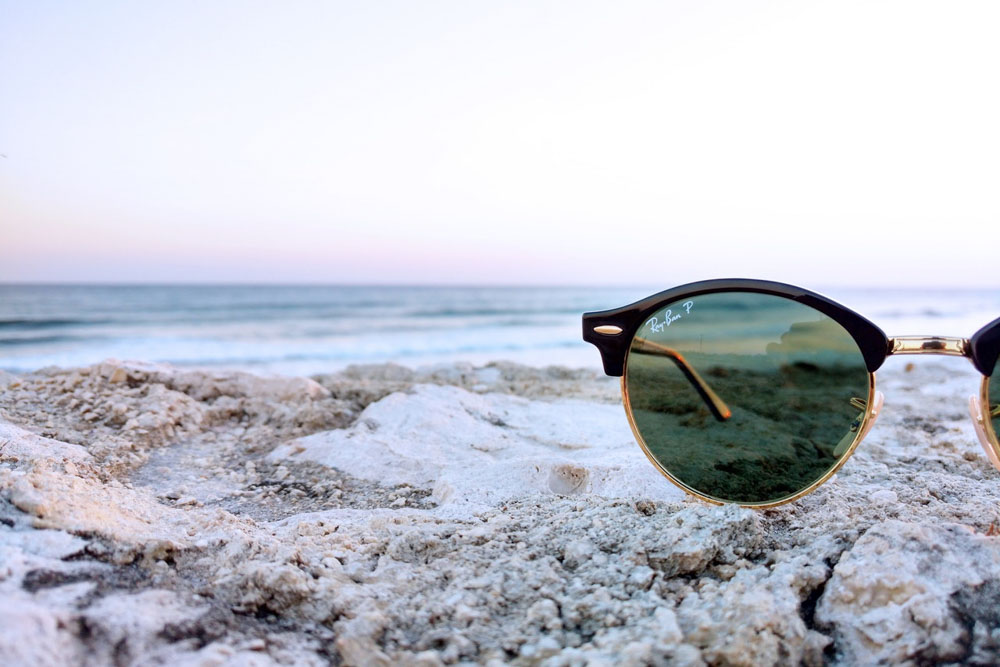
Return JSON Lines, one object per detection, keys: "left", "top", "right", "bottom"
{"left": 582, "top": 279, "right": 1000, "bottom": 507}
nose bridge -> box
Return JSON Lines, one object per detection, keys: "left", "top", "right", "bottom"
{"left": 888, "top": 336, "right": 970, "bottom": 357}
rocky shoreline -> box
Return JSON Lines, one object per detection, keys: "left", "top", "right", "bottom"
{"left": 2, "top": 358, "right": 999, "bottom": 665}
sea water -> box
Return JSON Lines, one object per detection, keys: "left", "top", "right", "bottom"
{"left": 1, "top": 284, "right": 999, "bottom": 375}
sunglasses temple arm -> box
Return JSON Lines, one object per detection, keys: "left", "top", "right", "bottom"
{"left": 630, "top": 339, "right": 732, "bottom": 421}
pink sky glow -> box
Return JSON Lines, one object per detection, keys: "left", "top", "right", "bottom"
{"left": 2, "top": 1, "right": 999, "bottom": 286}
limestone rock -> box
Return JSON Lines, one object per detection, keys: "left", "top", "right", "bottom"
{"left": 817, "top": 520, "right": 1000, "bottom": 664}
{"left": 269, "top": 383, "right": 682, "bottom": 511}
{"left": 0, "top": 420, "right": 93, "bottom": 464}
{"left": 0, "top": 359, "right": 998, "bottom": 665}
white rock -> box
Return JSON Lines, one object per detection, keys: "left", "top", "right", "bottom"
{"left": 99, "top": 358, "right": 330, "bottom": 401}
{"left": 0, "top": 597, "right": 78, "bottom": 665}
{"left": 269, "top": 384, "right": 683, "bottom": 512}
{"left": 80, "top": 590, "right": 208, "bottom": 664}
{"left": 816, "top": 520, "right": 1000, "bottom": 664}
{"left": 869, "top": 489, "right": 898, "bottom": 505}
{"left": 0, "top": 370, "right": 20, "bottom": 389}
{"left": 0, "top": 420, "right": 93, "bottom": 463}
{"left": 2, "top": 359, "right": 999, "bottom": 665}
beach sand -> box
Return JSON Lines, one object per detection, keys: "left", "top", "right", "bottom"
{"left": 1, "top": 358, "right": 999, "bottom": 665}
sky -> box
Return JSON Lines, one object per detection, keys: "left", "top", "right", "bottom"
{"left": 1, "top": 1, "right": 999, "bottom": 287}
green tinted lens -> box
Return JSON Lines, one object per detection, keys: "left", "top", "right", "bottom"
{"left": 624, "top": 292, "right": 870, "bottom": 505}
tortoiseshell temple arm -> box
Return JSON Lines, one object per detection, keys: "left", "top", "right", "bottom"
{"left": 629, "top": 337, "right": 732, "bottom": 421}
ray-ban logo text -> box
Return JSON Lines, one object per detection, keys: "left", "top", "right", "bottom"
{"left": 647, "top": 301, "right": 694, "bottom": 333}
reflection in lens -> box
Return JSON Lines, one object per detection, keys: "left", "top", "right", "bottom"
{"left": 624, "top": 292, "right": 870, "bottom": 505}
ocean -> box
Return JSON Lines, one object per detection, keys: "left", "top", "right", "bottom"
{"left": 2, "top": 284, "right": 999, "bottom": 376}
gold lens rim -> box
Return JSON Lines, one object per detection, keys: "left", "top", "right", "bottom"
{"left": 620, "top": 365, "right": 878, "bottom": 509}
{"left": 978, "top": 375, "right": 1000, "bottom": 463}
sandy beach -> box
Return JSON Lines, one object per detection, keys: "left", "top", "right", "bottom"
{"left": 1, "top": 357, "right": 998, "bottom": 665}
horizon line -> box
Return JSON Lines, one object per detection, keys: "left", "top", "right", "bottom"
{"left": 1, "top": 280, "right": 998, "bottom": 291}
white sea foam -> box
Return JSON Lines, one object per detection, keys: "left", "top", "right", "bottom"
{"left": 2, "top": 284, "right": 999, "bottom": 374}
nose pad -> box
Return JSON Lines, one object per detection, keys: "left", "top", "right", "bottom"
{"left": 968, "top": 396, "right": 1000, "bottom": 473}
{"left": 833, "top": 391, "right": 884, "bottom": 458}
